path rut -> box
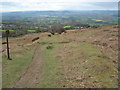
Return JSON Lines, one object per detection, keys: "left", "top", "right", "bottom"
{"left": 13, "top": 45, "right": 43, "bottom": 88}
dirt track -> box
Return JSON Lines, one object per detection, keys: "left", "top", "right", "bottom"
{"left": 13, "top": 45, "right": 43, "bottom": 88}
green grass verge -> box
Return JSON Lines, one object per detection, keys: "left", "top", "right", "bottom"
{"left": 2, "top": 45, "right": 37, "bottom": 88}
{"left": 39, "top": 44, "right": 63, "bottom": 88}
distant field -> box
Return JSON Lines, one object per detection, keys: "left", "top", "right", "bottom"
{"left": 2, "top": 25, "right": 118, "bottom": 88}
{"left": 0, "top": 30, "right": 36, "bottom": 32}
{"left": 2, "top": 10, "right": 118, "bottom": 37}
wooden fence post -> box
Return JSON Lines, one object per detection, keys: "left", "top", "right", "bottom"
{"left": 6, "top": 30, "right": 11, "bottom": 60}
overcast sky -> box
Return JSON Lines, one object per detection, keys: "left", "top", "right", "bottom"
{"left": 0, "top": 0, "right": 119, "bottom": 12}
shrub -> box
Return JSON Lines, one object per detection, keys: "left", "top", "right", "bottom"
{"left": 46, "top": 46, "right": 53, "bottom": 49}
{"left": 50, "top": 25, "right": 66, "bottom": 34}
{"left": 48, "top": 34, "right": 51, "bottom": 37}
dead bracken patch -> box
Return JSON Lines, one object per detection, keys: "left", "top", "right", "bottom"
{"left": 91, "top": 41, "right": 101, "bottom": 45}
{"left": 103, "top": 29, "right": 109, "bottom": 32}
{"left": 102, "top": 43, "right": 108, "bottom": 47}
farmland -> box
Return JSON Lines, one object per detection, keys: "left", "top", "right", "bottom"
{"left": 1, "top": 10, "right": 118, "bottom": 37}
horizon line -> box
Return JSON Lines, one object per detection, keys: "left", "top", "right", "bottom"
{"left": 1, "top": 9, "right": 118, "bottom": 13}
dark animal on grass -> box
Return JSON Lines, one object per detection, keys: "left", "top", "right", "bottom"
{"left": 32, "top": 37, "right": 39, "bottom": 42}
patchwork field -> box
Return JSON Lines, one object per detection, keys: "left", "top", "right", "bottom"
{"left": 2, "top": 25, "right": 118, "bottom": 88}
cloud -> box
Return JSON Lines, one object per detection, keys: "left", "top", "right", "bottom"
{"left": 0, "top": 0, "right": 119, "bottom": 12}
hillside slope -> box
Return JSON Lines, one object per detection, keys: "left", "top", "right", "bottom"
{"left": 2, "top": 25, "right": 118, "bottom": 88}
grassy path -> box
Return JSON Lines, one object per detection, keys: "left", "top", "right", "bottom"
{"left": 2, "top": 44, "right": 37, "bottom": 88}
{"left": 13, "top": 45, "right": 44, "bottom": 88}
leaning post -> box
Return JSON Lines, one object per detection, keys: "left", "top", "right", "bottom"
{"left": 6, "top": 30, "right": 11, "bottom": 60}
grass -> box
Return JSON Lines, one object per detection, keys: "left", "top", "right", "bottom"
{"left": 2, "top": 44, "right": 38, "bottom": 88}
{"left": 39, "top": 35, "right": 70, "bottom": 88}
{"left": 38, "top": 28, "right": 118, "bottom": 88}
{"left": 92, "top": 19, "right": 104, "bottom": 22}
{"left": 47, "top": 35, "right": 118, "bottom": 88}
{"left": 79, "top": 44, "right": 117, "bottom": 88}
{"left": 27, "top": 30, "right": 36, "bottom": 32}
{"left": 39, "top": 44, "right": 62, "bottom": 88}
{"left": 2, "top": 25, "right": 118, "bottom": 88}
{"left": 38, "top": 33, "right": 117, "bottom": 88}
